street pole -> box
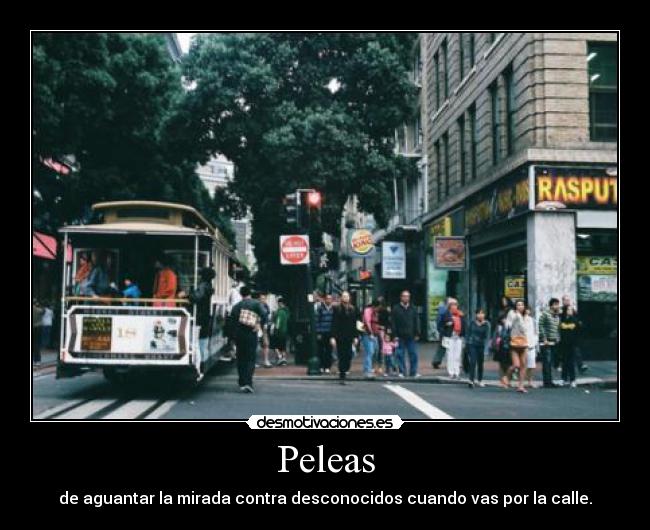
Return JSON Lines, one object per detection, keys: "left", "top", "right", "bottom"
{"left": 296, "top": 188, "right": 320, "bottom": 376}
{"left": 362, "top": 257, "right": 367, "bottom": 309}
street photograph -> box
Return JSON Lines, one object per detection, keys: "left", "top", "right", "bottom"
{"left": 32, "top": 32, "right": 619, "bottom": 421}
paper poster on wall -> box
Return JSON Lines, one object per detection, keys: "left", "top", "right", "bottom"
{"left": 433, "top": 237, "right": 467, "bottom": 270}
{"left": 504, "top": 275, "right": 526, "bottom": 300}
{"left": 427, "top": 257, "right": 448, "bottom": 341}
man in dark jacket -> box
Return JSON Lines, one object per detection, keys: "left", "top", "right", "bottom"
{"left": 391, "top": 290, "right": 421, "bottom": 377}
{"left": 230, "top": 285, "right": 266, "bottom": 393}
{"left": 181, "top": 268, "right": 215, "bottom": 364}
{"left": 562, "top": 294, "right": 588, "bottom": 374}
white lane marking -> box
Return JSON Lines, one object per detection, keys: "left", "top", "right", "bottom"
{"left": 103, "top": 400, "right": 160, "bottom": 420}
{"left": 605, "top": 390, "right": 617, "bottom": 393}
{"left": 144, "top": 400, "right": 179, "bottom": 419}
{"left": 384, "top": 384, "right": 453, "bottom": 420}
{"left": 34, "top": 399, "right": 86, "bottom": 419}
{"left": 55, "top": 399, "right": 117, "bottom": 419}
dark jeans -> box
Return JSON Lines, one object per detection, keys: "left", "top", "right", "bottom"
{"left": 32, "top": 327, "right": 42, "bottom": 363}
{"left": 317, "top": 334, "right": 333, "bottom": 370}
{"left": 236, "top": 332, "right": 258, "bottom": 387}
{"left": 336, "top": 338, "right": 353, "bottom": 379}
{"left": 541, "top": 344, "right": 557, "bottom": 385}
{"left": 561, "top": 343, "right": 577, "bottom": 383}
{"left": 467, "top": 344, "right": 484, "bottom": 382}
{"left": 396, "top": 337, "right": 418, "bottom": 377}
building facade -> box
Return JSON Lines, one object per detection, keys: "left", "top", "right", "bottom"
{"left": 196, "top": 155, "right": 235, "bottom": 197}
{"left": 419, "top": 32, "right": 617, "bottom": 358}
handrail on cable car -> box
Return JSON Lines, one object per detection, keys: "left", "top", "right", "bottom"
{"left": 64, "top": 296, "right": 190, "bottom": 305}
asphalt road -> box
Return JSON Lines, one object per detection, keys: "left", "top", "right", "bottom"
{"left": 32, "top": 367, "right": 617, "bottom": 421}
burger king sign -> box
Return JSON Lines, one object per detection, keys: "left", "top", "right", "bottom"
{"left": 349, "top": 229, "right": 375, "bottom": 257}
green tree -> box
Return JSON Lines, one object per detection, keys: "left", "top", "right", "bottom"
{"left": 32, "top": 32, "right": 235, "bottom": 245}
{"left": 170, "top": 32, "right": 419, "bottom": 292}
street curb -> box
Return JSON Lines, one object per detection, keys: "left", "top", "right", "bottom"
{"left": 251, "top": 374, "right": 618, "bottom": 389}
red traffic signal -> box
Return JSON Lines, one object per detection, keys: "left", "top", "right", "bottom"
{"left": 306, "top": 191, "right": 321, "bottom": 208}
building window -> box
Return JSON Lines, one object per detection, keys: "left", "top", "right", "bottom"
{"left": 459, "top": 33, "right": 465, "bottom": 80}
{"left": 489, "top": 32, "right": 503, "bottom": 44}
{"left": 458, "top": 115, "right": 466, "bottom": 187}
{"left": 469, "top": 33, "right": 475, "bottom": 68}
{"left": 415, "top": 114, "right": 423, "bottom": 147}
{"left": 490, "top": 82, "right": 501, "bottom": 165}
{"left": 588, "top": 42, "right": 618, "bottom": 142}
{"left": 442, "top": 39, "right": 449, "bottom": 100}
{"left": 469, "top": 103, "right": 478, "bottom": 181}
{"left": 414, "top": 46, "right": 423, "bottom": 85}
{"left": 504, "top": 65, "right": 516, "bottom": 155}
{"left": 435, "top": 140, "right": 442, "bottom": 203}
{"left": 434, "top": 51, "right": 440, "bottom": 109}
{"left": 443, "top": 132, "right": 449, "bottom": 197}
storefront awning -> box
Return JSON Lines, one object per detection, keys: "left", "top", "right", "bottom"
{"left": 33, "top": 231, "right": 57, "bottom": 260}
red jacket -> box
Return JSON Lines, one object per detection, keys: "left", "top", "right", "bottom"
{"left": 153, "top": 267, "right": 177, "bottom": 299}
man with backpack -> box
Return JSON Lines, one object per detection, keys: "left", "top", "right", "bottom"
{"left": 230, "top": 285, "right": 266, "bottom": 393}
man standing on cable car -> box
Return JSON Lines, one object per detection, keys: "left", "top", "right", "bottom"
{"left": 153, "top": 256, "right": 178, "bottom": 308}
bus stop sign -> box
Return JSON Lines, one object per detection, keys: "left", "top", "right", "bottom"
{"left": 280, "top": 235, "right": 310, "bottom": 265}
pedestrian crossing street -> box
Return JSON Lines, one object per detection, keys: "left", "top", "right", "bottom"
{"left": 34, "top": 397, "right": 180, "bottom": 420}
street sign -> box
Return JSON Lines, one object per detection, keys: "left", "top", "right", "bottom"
{"left": 382, "top": 241, "right": 406, "bottom": 279}
{"left": 280, "top": 235, "right": 310, "bottom": 265}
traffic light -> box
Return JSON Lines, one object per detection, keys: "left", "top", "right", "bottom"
{"left": 284, "top": 192, "right": 300, "bottom": 226}
{"left": 300, "top": 190, "right": 322, "bottom": 227}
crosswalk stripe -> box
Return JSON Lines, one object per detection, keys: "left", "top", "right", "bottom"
{"left": 34, "top": 399, "right": 87, "bottom": 420}
{"left": 384, "top": 384, "right": 453, "bottom": 420}
{"left": 54, "top": 399, "right": 117, "bottom": 419}
{"left": 103, "top": 400, "right": 160, "bottom": 420}
{"left": 144, "top": 400, "right": 179, "bottom": 419}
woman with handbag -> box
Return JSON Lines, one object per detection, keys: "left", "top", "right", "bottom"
{"left": 506, "top": 300, "right": 532, "bottom": 393}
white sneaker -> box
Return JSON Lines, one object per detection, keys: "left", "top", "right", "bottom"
{"left": 478, "top": 382, "right": 486, "bottom": 388}
{"left": 324, "top": 369, "right": 330, "bottom": 374}
{"left": 414, "top": 373, "right": 422, "bottom": 378}
{"left": 398, "top": 373, "right": 405, "bottom": 378}
{"left": 240, "top": 385, "right": 254, "bottom": 393}
{"left": 570, "top": 381, "right": 577, "bottom": 388}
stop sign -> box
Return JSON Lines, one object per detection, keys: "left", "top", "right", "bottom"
{"left": 280, "top": 235, "right": 310, "bottom": 265}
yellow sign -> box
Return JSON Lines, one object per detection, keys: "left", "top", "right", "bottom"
{"left": 505, "top": 276, "right": 525, "bottom": 300}
{"left": 577, "top": 256, "right": 617, "bottom": 275}
{"left": 430, "top": 217, "right": 452, "bottom": 238}
{"left": 350, "top": 229, "right": 374, "bottom": 256}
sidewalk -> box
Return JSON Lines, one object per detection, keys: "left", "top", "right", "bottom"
{"left": 249, "top": 342, "right": 618, "bottom": 388}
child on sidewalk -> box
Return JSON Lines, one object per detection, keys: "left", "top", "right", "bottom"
{"left": 382, "top": 334, "right": 399, "bottom": 376}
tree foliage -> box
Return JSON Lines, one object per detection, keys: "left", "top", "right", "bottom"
{"left": 171, "top": 32, "right": 419, "bottom": 291}
{"left": 32, "top": 32, "right": 235, "bottom": 244}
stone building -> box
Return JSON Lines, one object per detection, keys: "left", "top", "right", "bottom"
{"left": 419, "top": 32, "right": 618, "bottom": 358}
